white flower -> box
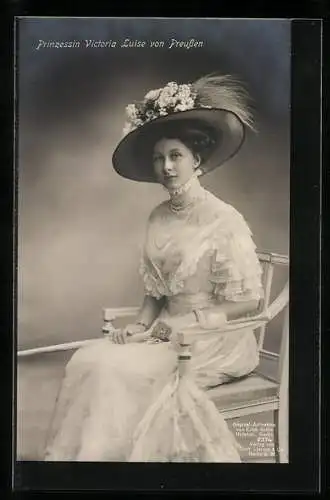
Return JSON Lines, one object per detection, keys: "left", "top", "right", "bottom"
{"left": 158, "top": 107, "right": 168, "bottom": 116}
{"left": 156, "top": 83, "right": 179, "bottom": 108}
{"left": 183, "top": 97, "right": 195, "bottom": 108}
{"left": 125, "top": 103, "right": 138, "bottom": 120}
{"left": 157, "top": 92, "right": 171, "bottom": 109}
{"left": 178, "top": 84, "right": 191, "bottom": 97}
{"left": 144, "top": 88, "right": 162, "bottom": 101}
{"left": 123, "top": 121, "right": 135, "bottom": 136}
{"left": 122, "top": 116, "right": 144, "bottom": 136}
{"left": 165, "top": 81, "right": 179, "bottom": 96}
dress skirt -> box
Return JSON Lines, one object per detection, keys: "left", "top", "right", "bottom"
{"left": 44, "top": 311, "right": 259, "bottom": 463}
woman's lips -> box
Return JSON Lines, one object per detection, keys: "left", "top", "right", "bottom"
{"left": 164, "top": 178, "right": 178, "bottom": 187}
{"left": 164, "top": 175, "right": 177, "bottom": 182}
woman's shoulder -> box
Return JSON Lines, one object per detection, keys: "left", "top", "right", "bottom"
{"left": 203, "top": 190, "right": 252, "bottom": 235}
{"left": 147, "top": 200, "right": 170, "bottom": 223}
{"left": 204, "top": 189, "right": 241, "bottom": 216}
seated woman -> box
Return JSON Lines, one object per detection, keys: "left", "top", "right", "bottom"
{"left": 44, "top": 75, "right": 264, "bottom": 463}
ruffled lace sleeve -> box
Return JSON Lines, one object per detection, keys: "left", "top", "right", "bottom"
{"left": 210, "top": 210, "right": 264, "bottom": 303}
{"left": 138, "top": 196, "right": 264, "bottom": 302}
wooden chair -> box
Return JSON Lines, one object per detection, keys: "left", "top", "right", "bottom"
{"left": 18, "top": 250, "right": 289, "bottom": 463}
{"left": 101, "top": 250, "right": 290, "bottom": 463}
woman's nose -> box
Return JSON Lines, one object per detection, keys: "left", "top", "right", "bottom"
{"left": 163, "top": 158, "right": 174, "bottom": 174}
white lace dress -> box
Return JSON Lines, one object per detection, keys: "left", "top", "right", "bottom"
{"left": 44, "top": 188, "right": 264, "bottom": 462}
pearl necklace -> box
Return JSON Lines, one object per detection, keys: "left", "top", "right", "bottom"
{"left": 168, "top": 174, "right": 207, "bottom": 214}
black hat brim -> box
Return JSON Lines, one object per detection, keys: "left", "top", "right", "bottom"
{"left": 112, "top": 108, "right": 245, "bottom": 183}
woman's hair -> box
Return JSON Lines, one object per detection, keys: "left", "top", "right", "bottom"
{"left": 159, "top": 127, "right": 218, "bottom": 163}
{"left": 137, "top": 120, "right": 220, "bottom": 166}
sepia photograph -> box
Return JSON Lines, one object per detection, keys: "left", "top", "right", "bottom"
{"left": 16, "top": 17, "right": 290, "bottom": 467}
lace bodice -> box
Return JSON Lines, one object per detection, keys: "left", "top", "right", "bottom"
{"left": 140, "top": 188, "right": 264, "bottom": 304}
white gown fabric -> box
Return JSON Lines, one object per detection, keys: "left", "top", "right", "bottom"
{"left": 44, "top": 187, "right": 264, "bottom": 462}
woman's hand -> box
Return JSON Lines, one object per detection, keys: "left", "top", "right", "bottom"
{"left": 195, "top": 309, "right": 228, "bottom": 330}
{"left": 123, "top": 323, "right": 147, "bottom": 337}
{"left": 111, "top": 323, "right": 147, "bottom": 344}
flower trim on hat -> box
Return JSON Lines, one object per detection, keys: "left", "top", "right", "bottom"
{"left": 122, "top": 81, "right": 211, "bottom": 137}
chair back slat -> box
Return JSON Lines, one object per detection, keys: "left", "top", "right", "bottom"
{"left": 277, "top": 306, "right": 289, "bottom": 386}
{"left": 255, "top": 250, "right": 289, "bottom": 385}
{"left": 257, "top": 257, "right": 275, "bottom": 350}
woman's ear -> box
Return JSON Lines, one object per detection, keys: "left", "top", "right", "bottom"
{"left": 193, "top": 153, "right": 201, "bottom": 168}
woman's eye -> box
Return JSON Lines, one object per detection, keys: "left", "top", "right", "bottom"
{"left": 171, "top": 152, "right": 181, "bottom": 160}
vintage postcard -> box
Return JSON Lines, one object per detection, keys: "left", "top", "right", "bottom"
{"left": 13, "top": 17, "right": 322, "bottom": 492}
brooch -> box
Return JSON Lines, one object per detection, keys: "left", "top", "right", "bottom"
{"left": 150, "top": 321, "right": 172, "bottom": 342}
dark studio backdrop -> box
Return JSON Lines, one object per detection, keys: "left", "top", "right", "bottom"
{"left": 17, "top": 18, "right": 290, "bottom": 353}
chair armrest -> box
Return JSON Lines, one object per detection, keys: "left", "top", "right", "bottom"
{"left": 176, "top": 315, "right": 270, "bottom": 346}
{"left": 176, "top": 280, "right": 289, "bottom": 346}
{"left": 266, "top": 281, "right": 289, "bottom": 321}
{"left": 103, "top": 279, "right": 289, "bottom": 344}
{"left": 103, "top": 307, "right": 140, "bottom": 321}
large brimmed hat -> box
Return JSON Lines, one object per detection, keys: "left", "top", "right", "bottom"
{"left": 112, "top": 74, "right": 254, "bottom": 183}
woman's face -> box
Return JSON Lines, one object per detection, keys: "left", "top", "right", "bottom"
{"left": 152, "top": 138, "right": 200, "bottom": 191}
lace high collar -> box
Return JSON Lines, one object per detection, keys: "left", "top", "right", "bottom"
{"left": 166, "top": 173, "right": 206, "bottom": 214}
